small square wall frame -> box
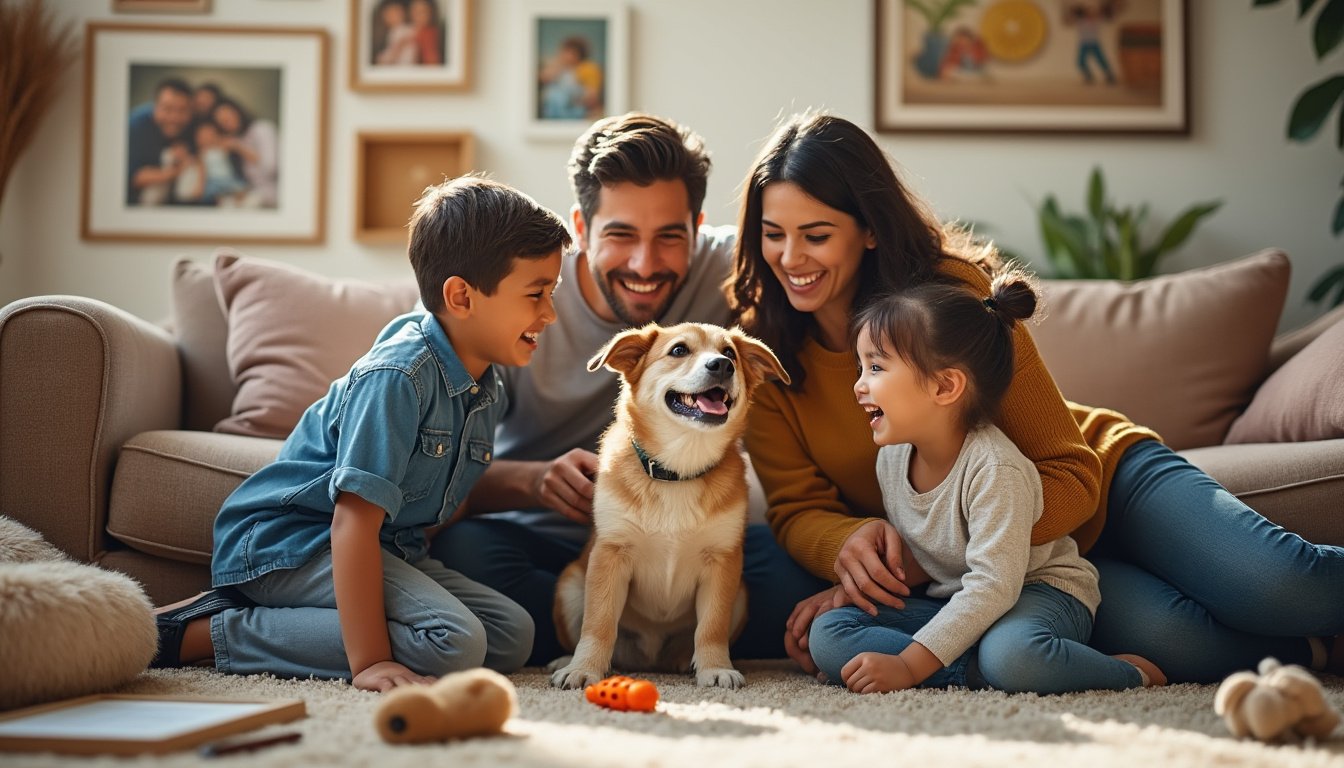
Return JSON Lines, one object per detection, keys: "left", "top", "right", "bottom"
{"left": 354, "top": 131, "right": 476, "bottom": 243}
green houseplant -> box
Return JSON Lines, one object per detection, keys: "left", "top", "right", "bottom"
{"left": 1030, "top": 166, "right": 1222, "bottom": 280}
{"left": 1255, "top": 0, "right": 1344, "bottom": 307}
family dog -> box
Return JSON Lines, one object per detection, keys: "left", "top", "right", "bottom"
{"left": 549, "top": 322, "right": 789, "bottom": 690}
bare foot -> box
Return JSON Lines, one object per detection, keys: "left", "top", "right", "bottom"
{"left": 1113, "top": 653, "right": 1166, "bottom": 687}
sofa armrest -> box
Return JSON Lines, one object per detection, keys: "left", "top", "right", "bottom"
{"left": 0, "top": 296, "right": 182, "bottom": 562}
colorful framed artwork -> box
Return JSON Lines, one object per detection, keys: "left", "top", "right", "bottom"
{"left": 874, "top": 0, "right": 1189, "bottom": 134}
{"left": 522, "top": 0, "right": 628, "bottom": 139}
{"left": 80, "top": 23, "right": 328, "bottom": 244}
{"left": 349, "top": 0, "right": 472, "bottom": 92}
{"left": 354, "top": 131, "right": 476, "bottom": 243}
{"left": 112, "top": 0, "right": 212, "bottom": 12}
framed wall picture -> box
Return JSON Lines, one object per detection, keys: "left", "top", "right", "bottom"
{"left": 354, "top": 131, "right": 476, "bottom": 243}
{"left": 81, "top": 23, "right": 329, "bottom": 244}
{"left": 349, "top": 0, "right": 472, "bottom": 92}
{"left": 522, "top": 0, "right": 628, "bottom": 139}
{"left": 874, "top": 0, "right": 1188, "bottom": 134}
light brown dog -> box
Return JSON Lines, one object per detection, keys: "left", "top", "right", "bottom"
{"left": 549, "top": 322, "right": 789, "bottom": 690}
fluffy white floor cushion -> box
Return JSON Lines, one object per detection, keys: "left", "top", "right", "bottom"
{"left": 0, "top": 516, "right": 156, "bottom": 710}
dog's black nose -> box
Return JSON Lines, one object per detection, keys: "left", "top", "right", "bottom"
{"left": 705, "top": 356, "right": 735, "bottom": 379}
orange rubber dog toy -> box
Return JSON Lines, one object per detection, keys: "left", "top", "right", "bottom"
{"left": 584, "top": 675, "right": 659, "bottom": 712}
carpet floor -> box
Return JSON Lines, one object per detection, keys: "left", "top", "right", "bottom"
{"left": 4, "top": 662, "right": 1343, "bottom": 767}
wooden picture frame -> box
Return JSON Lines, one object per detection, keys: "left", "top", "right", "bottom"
{"left": 81, "top": 23, "right": 329, "bottom": 244}
{"left": 0, "top": 695, "right": 305, "bottom": 756}
{"left": 874, "top": 0, "right": 1189, "bottom": 135}
{"left": 112, "top": 0, "right": 212, "bottom": 12}
{"left": 349, "top": 0, "right": 473, "bottom": 92}
{"left": 354, "top": 131, "right": 476, "bottom": 243}
{"left": 522, "top": 0, "right": 628, "bottom": 139}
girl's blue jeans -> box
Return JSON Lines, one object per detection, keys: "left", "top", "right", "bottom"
{"left": 809, "top": 582, "right": 1143, "bottom": 693}
{"left": 1088, "top": 439, "right": 1344, "bottom": 682}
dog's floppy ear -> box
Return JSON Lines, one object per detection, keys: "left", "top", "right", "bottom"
{"left": 587, "top": 324, "right": 660, "bottom": 376}
{"left": 730, "top": 328, "right": 791, "bottom": 389}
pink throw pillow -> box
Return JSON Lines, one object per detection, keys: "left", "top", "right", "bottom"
{"left": 213, "top": 253, "right": 420, "bottom": 439}
{"left": 1031, "top": 250, "right": 1290, "bottom": 450}
{"left": 1225, "top": 315, "right": 1344, "bottom": 444}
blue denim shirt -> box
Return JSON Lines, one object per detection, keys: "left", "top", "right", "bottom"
{"left": 212, "top": 312, "right": 504, "bottom": 587}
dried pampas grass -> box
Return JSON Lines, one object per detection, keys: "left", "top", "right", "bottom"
{"left": 0, "top": 0, "right": 77, "bottom": 214}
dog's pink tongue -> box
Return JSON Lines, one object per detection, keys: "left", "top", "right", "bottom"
{"left": 695, "top": 394, "right": 728, "bottom": 416}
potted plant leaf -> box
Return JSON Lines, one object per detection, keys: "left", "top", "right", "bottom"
{"left": 1030, "top": 166, "right": 1222, "bottom": 280}
{"left": 1255, "top": 0, "right": 1344, "bottom": 307}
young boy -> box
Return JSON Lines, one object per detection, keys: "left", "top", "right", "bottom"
{"left": 151, "top": 177, "right": 570, "bottom": 692}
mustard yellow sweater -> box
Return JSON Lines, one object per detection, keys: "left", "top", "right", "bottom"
{"left": 746, "top": 258, "right": 1157, "bottom": 581}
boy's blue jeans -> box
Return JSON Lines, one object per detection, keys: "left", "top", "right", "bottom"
{"left": 1088, "top": 439, "right": 1344, "bottom": 682}
{"left": 210, "top": 549, "right": 534, "bottom": 680}
{"left": 809, "top": 582, "right": 1142, "bottom": 693}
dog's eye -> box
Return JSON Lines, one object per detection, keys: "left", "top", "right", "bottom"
{"left": 722, "top": 347, "right": 737, "bottom": 360}
{"left": 669, "top": 343, "right": 689, "bottom": 357}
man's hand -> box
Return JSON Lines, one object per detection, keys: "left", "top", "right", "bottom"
{"left": 536, "top": 448, "right": 598, "bottom": 525}
{"left": 352, "top": 660, "right": 435, "bottom": 692}
{"left": 783, "top": 585, "right": 848, "bottom": 676}
{"left": 834, "top": 519, "right": 910, "bottom": 615}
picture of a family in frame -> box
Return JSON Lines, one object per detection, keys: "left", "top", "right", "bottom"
{"left": 370, "top": 0, "right": 446, "bottom": 66}
{"left": 125, "top": 64, "right": 281, "bottom": 209}
{"left": 535, "top": 16, "right": 607, "bottom": 121}
{"left": 350, "top": 0, "right": 469, "bottom": 91}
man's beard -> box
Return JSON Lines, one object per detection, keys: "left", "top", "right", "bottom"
{"left": 595, "top": 267, "right": 682, "bottom": 327}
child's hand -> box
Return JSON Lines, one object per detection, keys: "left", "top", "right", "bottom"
{"left": 353, "top": 660, "right": 436, "bottom": 692}
{"left": 835, "top": 520, "right": 910, "bottom": 615}
{"left": 841, "top": 652, "right": 916, "bottom": 694}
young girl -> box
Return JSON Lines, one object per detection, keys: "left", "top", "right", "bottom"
{"left": 807, "top": 274, "right": 1163, "bottom": 693}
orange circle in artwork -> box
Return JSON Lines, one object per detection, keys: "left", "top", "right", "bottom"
{"left": 980, "top": 0, "right": 1048, "bottom": 62}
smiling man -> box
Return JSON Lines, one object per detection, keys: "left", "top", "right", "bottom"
{"left": 430, "top": 113, "right": 828, "bottom": 667}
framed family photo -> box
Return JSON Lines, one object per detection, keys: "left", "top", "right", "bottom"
{"left": 349, "top": 0, "right": 472, "bottom": 92}
{"left": 874, "top": 0, "right": 1188, "bottom": 134}
{"left": 522, "top": 0, "right": 628, "bottom": 139}
{"left": 81, "top": 23, "right": 329, "bottom": 244}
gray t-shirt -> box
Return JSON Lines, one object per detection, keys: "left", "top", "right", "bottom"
{"left": 876, "top": 425, "right": 1102, "bottom": 665}
{"left": 488, "top": 224, "right": 737, "bottom": 539}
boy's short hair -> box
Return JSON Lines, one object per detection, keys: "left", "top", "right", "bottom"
{"left": 568, "top": 112, "right": 712, "bottom": 227}
{"left": 409, "top": 176, "right": 571, "bottom": 312}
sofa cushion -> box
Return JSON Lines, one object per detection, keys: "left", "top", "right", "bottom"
{"left": 1032, "top": 249, "right": 1289, "bottom": 450}
{"left": 1224, "top": 314, "right": 1344, "bottom": 444}
{"left": 106, "top": 430, "right": 281, "bottom": 563}
{"left": 213, "top": 253, "right": 420, "bottom": 439}
{"left": 1179, "top": 439, "right": 1344, "bottom": 546}
{"left": 171, "top": 257, "right": 234, "bottom": 431}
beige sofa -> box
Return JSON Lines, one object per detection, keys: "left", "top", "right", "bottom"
{"left": 2, "top": 248, "right": 1342, "bottom": 605}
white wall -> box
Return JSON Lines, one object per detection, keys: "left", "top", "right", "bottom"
{"left": 1, "top": 0, "right": 1338, "bottom": 330}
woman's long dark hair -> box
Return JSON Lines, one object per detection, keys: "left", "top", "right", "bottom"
{"left": 727, "top": 112, "right": 993, "bottom": 390}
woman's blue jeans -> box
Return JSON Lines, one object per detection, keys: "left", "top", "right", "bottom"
{"left": 1088, "top": 439, "right": 1344, "bottom": 683}
{"left": 809, "top": 582, "right": 1142, "bottom": 693}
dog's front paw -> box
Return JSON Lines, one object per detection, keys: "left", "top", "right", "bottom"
{"left": 545, "top": 655, "right": 574, "bottom": 673}
{"left": 551, "top": 663, "right": 604, "bottom": 690}
{"left": 696, "top": 667, "right": 745, "bottom": 689}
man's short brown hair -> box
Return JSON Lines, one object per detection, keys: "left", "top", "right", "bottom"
{"left": 567, "top": 112, "right": 712, "bottom": 228}
{"left": 408, "top": 176, "right": 570, "bottom": 312}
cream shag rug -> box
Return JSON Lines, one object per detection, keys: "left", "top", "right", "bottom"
{"left": 4, "top": 662, "right": 1343, "bottom": 767}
